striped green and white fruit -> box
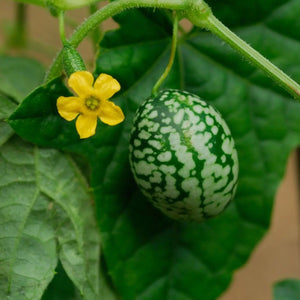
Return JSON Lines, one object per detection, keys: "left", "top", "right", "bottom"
{"left": 129, "top": 89, "right": 239, "bottom": 222}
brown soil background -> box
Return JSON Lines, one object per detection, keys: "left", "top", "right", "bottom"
{"left": 0, "top": 1, "right": 299, "bottom": 299}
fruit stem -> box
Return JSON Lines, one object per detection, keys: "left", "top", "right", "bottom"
{"left": 152, "top": 12, "right": 178, "bottom": 97}
{"left": 58, "top": 10, "right": 67, "bottom": 45}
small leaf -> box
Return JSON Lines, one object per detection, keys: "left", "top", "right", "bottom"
{"left": 273, "top": 279, "right": 300, "bottom": 300}
{"left": 8, "top": 77, "right": 125, "bottom": 153}
{"left": 8, "top": 77, "right": 79, "bottom": 148}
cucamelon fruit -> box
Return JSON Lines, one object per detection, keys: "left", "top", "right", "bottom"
{"left": 129, "top": 89, "right": 239, "bottom": 222}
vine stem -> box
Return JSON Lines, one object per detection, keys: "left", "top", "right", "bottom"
{"left": 152, "top": 13, "right": 178, "bottom": 97}
{"left": 44, "top": 0, "right": 188, "bottom": 82}
{"left": 45, "top": 0, "right": 300, "bottom": 102}
{"left": 201, "top": 14, "right": 300, "bottom": 101}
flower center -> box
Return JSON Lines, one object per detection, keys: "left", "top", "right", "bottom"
{"left": 85, "top": 97, "right": 100, "bottom": 111}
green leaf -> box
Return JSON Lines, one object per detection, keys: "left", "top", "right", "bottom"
{"left": 7, "top": 3, "right": 300, "bottom": 300}
{"left": 0, "top": 55, "right": 44, "bottom": 102}
{"left": 37, "top": 150, "right": 100, "bottom": 299}
{"left": 8, "top": 77, "right": 80, "bottom": 149}
{"left": 0, "top": 94, "right": 16, "bottom": 146}
{"left": 273, "top": 279, "right": 300, "bottom": 300}
{"left": 0, "top": 136, "right": 100, "bottom": 299}
{"left": 99, "top": 260, "right": 120, "bottom": 300}
{"left": 0, "top": 95, "right": 17, "bottom": 119}
{"left": 8, "top": 77, "right": 127, "bottom": 154}
{"left": 0, "top": 137, "right": 57, "bottom": 300}
{"left": 93, "top": 6, "right": 300, "bottom": 300}
{"left": 205, "top": 0, "right": 290, "bottom": 27}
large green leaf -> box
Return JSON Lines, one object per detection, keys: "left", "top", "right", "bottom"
{"left": 0, "top": 137, "right": 101, "bottom": 299}
{"left": 0, "top": 55, "right": 102, "bottom": 299}
{"left": 84, "top": 5, "right": 300, "bottom": 300}
{"left": 273, "top": 279, "right": 300, "bottom": 300}
{"left": 0, "top": 137, "right": 57, "bottom": 300}
{"left": 8, "top": 2, "right": 300, "bottom": 300}
{"left": 36, "top": 146, "right": 101, "bottom": 299}
{"left": 205, "top": 0, "right": 290, "bottom": 27}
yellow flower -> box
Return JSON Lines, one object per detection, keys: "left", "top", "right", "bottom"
{"left": 57, "top": 71, "right": 124, "bottom": 139}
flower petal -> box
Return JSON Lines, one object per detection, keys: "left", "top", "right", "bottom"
{"left": 75, "top": 114, "right": 98, "bottom": 139}
{"left": 99, "top": 100, "right": 125, "bottom": 126}
{"left": 57, "top": 96, "right": 81, "bottom": 121}
{"left": 68, "top": 71, "right": 94, "bottom": 97}
{"left": 94, "top": 73, "right": 121, "bottom": 101}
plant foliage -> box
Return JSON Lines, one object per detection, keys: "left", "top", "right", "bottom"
{"left": 2, "top": 0, "right": 300, "bottom": 299}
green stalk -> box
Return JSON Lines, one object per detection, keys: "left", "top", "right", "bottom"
{"left": 190, "top": 12, "right": 300, "bottom": 101}
{"left": 44, "top": 0, "right": 189, "bottom": 82}
{"left": 152, "top": 13, "right": 178, "bottom": 96}
{"left": 58, "top": 11, "right": 67, "bottom": 44}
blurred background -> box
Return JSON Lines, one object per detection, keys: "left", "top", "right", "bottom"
{"left": 0, "top": 1, "right": 299, "bottom": 299}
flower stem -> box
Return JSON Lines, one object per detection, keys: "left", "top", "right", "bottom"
{"left": 152, "top": 13, "right": 178, "bottom": 97}
{"left": 193, "top": 13, "right": 300, "bottom": 101}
